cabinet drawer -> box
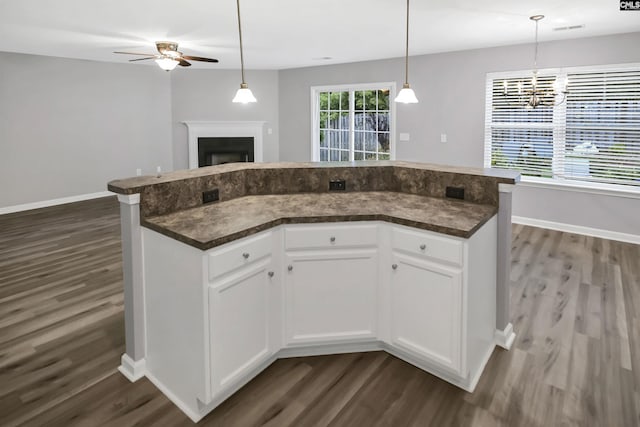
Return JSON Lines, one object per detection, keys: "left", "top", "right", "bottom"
{"left": 392, "top": 227, "right": 462, "bottom": 266}
{"left": 208, "top": 232, "right": 272, "bottom": 280}
{"left": 285, "top": 224, "right": 377, "bottom": 250}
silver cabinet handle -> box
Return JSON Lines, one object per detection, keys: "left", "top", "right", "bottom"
{"left": 242, "top": 252, "right": 250, "bottom": 259}
{"left": 392, "top": 264, "right": 398, "bottom": 270}
{"left": 288, "top": 265, "right": 293, "bottom": 271}
{"left": 330, "top": 236, "right": 336, "bottom": 243}
{"left": 419, "top": 244, "right": 426, "bottom": 250}
{"left": 268, "top": 271, "right": 274, "bottom": 278}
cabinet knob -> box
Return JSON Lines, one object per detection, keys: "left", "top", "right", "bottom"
{"left": 242, "top": 252, "right": 250, "bottom": 259}
{"left": 419, "top": 244, "right": 426, "bottom": 250}
{"left": 392, "top": 263, "right": 398, "bottom": 270}
{"left": 330, "top": 236, "right": 336, "bottom": 243}
{"left": 268, "top": 271, "right": 274, "bottom": 278}
{"left": 288, "top": 265, "right": 293, "bottom": 271}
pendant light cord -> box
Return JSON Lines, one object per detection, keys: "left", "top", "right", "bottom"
{"left": 404, "top": 0, "right": 410, "bottom": 85}
{"left": 533, "top": 19, "right": 539, "bottom": 70}
{"left": 236, "top": 0, "right": 246, "bottom": 85}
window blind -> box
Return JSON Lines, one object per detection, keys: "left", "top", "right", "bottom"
{"left": 485, "top": 65, "right": 640, "bottom": 188}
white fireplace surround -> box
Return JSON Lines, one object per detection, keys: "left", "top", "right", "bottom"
{"left": 183, "top": 121, "right": 265, "bottom": 169}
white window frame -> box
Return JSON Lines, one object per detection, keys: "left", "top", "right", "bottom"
{"left": 310, "top": 82, "right": 397, "bottom": 162}
{"left": 484, "top": 63, "right": 640, "bottom": 198}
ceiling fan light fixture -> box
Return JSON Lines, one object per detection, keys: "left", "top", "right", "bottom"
{"left": 233, "top": 83, "right": 257, "bottom": 104}
{"left": 155, "top": 57, "right": 179, "bottom": 71}
{"left": 395, "top": 83, "right": 419, "bottom": 104}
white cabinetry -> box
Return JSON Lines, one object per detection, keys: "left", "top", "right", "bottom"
{"left": 142, "top": 229, "right": 281, "bottom": 422}
{"left": 141, "top": 218, "right": 498, "bottom": 422}
{"left": 386, "top": 221, "right": 497, "bottom": 384}
{"left": 207, "top": 231, "right": 281, "bottom": 398}
{"left": 390, "top": 244, "right": 463, "bottom": 374}
{"left": 283, "top": 224, "right": 378, "bottom": 346}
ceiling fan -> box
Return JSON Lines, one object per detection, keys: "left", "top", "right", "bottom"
{"left": 114, "top": 41, "right": 219, "bottom": 71}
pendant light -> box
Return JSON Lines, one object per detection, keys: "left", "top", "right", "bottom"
{"left": 232, "top": 0, "right": 257, "bottom": 103}
{"left": 394, "top": 0, "right": 418, "bottom": 103}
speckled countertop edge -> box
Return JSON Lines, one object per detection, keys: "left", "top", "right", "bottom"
{"left": 108, "top": 161, "right": 520, "bottom": 195}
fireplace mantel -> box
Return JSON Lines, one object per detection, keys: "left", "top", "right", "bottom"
{"left": 183, "top": 121, "right": 265, "bottom": 169}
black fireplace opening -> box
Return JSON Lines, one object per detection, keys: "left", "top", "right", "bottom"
{"left": 198, "top": 137, "right": 254, "bottom": 167}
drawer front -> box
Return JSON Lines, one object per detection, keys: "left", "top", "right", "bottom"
{"left": 208, "top": 232, "right": 272, "bottom": 280}
{"left": 392, "top": 227, "right": 462, "bottom": 266}
{"left": 285, "top": 224, "right": 377, "bottom": 250}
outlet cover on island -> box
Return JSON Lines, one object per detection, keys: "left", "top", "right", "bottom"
{"left": 399, "top": 133, "right": 410, "bottom": 142}
{"left": 440, "top": 133, "right": 447, "bottom": 143}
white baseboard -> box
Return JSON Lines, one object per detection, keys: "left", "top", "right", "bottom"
{"left": 495, "top": 323, "right": 516, "bottom": 350}
{"left": 145, "top": 370, "right": 205, "bottom": 423}
{"left": 278, "top": 340, "right": 382, "bottom": 358}
{"left": 0, "top": 191, "right": 114, "bottom": 215}
{"left": 512, "top": 215, "right": 640, "bottom": 245}
{"left": 140, "top": 338, "right": 506, "bottom": 422}
{"left": 467, "top": 344, "right": 497, "bottom": 392}
{"left": 118, "top": 354, "right": 146, "bottom": 382}
{"left": 146, "top": 355, "right": 279, "bottom": 423}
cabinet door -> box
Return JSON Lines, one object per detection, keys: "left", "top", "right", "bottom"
{"left": 284, "top": 250, "right": 378, "bottom": 345}
{"left": 209, "top": 259, "right": 274, "bottom": 396}
{"left": 390, "top": 253, "right": 462, "bottom": 374}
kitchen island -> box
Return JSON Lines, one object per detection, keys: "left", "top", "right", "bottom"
{"left": 108, "top": 161, "right": 519, "bottom": 422}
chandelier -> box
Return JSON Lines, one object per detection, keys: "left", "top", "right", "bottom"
{"left": 502, "top": 15, "right": 568, "bottom": 109}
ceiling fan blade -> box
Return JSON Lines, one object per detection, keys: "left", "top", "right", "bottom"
{"left": 113, "top": 51, "right": 156, "bottom": 56}
{"left": 128, "top": 57, "right": 156, "bottom": 62}
{"left": 178, "top": 59, "right": 192, "bottom": 67}
{"left": 181, "top": 55, "right": 219, "bottom": 63}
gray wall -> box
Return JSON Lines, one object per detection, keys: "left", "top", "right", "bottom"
{"left": 170, "top": 70, "right": 279, "bottom": 169}
{"left": 0, "top": 52, "right": 173, "bottom": 208}
{"left": 278, "top": 32, "right": 640, "bottom": 237}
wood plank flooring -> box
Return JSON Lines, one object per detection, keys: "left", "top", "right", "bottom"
{"left": 1, "top": 197, "right": 639, "bottom": 426}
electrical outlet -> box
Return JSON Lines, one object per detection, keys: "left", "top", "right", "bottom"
{"left": 446, "top": 186, "right": 464, "bottom": 200}
{"left": 329, "top": 179, "right": 346, "bottom": 191}
{"left": 203, "top": 189, "right": 220, "bottom": 204}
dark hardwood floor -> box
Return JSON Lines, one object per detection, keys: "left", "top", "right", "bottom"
{"left": 1, "top": 196, "right": 638, "bottom": 426}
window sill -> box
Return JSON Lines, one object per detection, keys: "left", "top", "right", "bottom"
{"left": 518, "top": 176, "right": 640, "bottom": 200}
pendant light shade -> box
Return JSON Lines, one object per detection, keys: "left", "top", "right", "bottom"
{"left": 395, "top": 84, "right": 419, "bottom": 103}
{"left": 395, "top": 0, "right": 418, "bottom": 104}
{"left": 155, "top": 57, "right": 179, "bottom": 71}
{"left": 232, "top": 0, "right": 256, "bottom": 103}
{"left": 232, "top": 83, "right": 257, "bottom": 103}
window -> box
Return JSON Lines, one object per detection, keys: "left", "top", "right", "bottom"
{"left": 485, "top": 64, "right": 640, "bottom": 190}
{"left": 311, "top": 83, "right": 396, "bottom": 162}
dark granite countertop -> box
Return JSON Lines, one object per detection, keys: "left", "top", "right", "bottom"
{"left": 142, "top": 191, "right": 497, "bottom": 250}
{"left": 107, "top": 161, "right": 519, "bottom": 219}
{"left": 108, "top": 161, "right": 519, "bottom": 195}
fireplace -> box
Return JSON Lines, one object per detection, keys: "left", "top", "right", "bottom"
{"left": 183, "top": 121, "right": 265, "bottom": 169}
{"left": 198, "top": 137, "right": 254, "bottom": 167}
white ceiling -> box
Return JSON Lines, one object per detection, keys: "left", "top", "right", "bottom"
{"left": 1, "top": 0, "right": 638, "bottom": 70}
